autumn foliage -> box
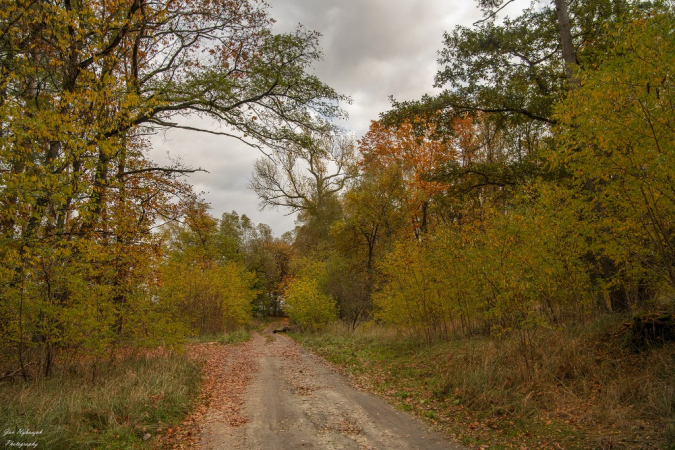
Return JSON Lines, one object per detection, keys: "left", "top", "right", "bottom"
{"left": 0, "top": 0, "right": 343, "bottom": 380}
{"left": 283, "top": 259, "right": 338, "bottom": 331}
{"left": 276, "top": 6, "right": 675, "bottom": 356}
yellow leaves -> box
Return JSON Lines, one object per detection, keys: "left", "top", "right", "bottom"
{"left": 374, "top": 203, "right": 592, "bottom": 340}
{"left": 549, "top": 8, "right": 675, "bottom": 288}
{"left": 284, "top": 259, "right": 337, "bottom": 331}
{"left": 159, "top": 252, "right": 257, "bottom": 334}
{"left": 0, "top": 0, "right": 332, "bottom": 372}
{"left": 0, "top": 236, "right": 174, "bottom": 361}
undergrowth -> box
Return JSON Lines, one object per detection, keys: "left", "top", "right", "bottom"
{"left": 293, "top": 316, "right": 675, "bottom": 449}
{"left": 0, "top": 325, "right": 254, "bottom": 449}
{"left": 0, "top": 352, "right": 200, "bottom": 449}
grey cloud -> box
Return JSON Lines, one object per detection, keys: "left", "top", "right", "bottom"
{"left": 270, "top": 0, "right": 482, "bottom": 135}
{"left": 149, "top": 1, "right": 488, "bottom": 235}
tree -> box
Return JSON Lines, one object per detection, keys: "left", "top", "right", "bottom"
{"left": 250, "top": 131, "right": 355, "bottom": 214}
{"left": 550, "top": 6, "right": 675, "bottom": 307}
{"left": 475, "top": 0, "right": 580, "bottom": 80}
{"left": 0, "top": 0, "right": 345, "bottom": 377}
{"left": 359, "top": 120, "right": 455, "bottom": 237}
{"left": 1, "top": 0, "right": 346, "bottom": 247}
{"left": 234, "top": 213, "right": 287, "bottom": 316}
{"left": 159, "top": 208, "right": 260, "bottom": 334}
{"left": 249, "top": 131, "right": 355, "bottom": 249}
{"left": 333, "top": 164, "right": 407, "bottom": 271}
{"left": 283, "top": 258, "right": 337, "bottom": 331}
{"left": 382, "top": 0, "right": 627, "bottom": 132}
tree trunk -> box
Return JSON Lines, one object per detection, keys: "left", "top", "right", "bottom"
{"left": 553, "top": 0, "right": 579, "bottom": 82}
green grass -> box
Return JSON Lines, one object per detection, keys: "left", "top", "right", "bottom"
{"left": 664, "top": 423, "right": 675, "bottom": 450}
{"left": 0, "top": 353, "right": 200, "bottom": 449}
{"left": 292, "top": 319, "right": 675, "bottom": 449}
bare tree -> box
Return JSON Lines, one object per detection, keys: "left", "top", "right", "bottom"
{"left": 249, "top": 132, "right": 356, "bottom": 216}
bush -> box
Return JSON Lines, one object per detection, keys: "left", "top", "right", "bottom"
{"left": 374, "top": 206, "right": 593, "bottom": 342}
{"left": 159, "top": 258, "right": 258, "bottom": 335}
{"left": 284, "top": 260, "right": 337, "bottom": 331}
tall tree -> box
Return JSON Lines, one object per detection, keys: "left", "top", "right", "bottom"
{"left": 0, "top": 0, "right": 346, "bottom": 376}
{"left": 249, "top": 131, "right": 355, "bottom": 249}
{"left": 383, "top": 0, "right": 627, "bottom": 133}
{"left": 359, "top": 120, "right": 457, "bottom": 237}
{"left": 550, "top": 6, "right": 675, "bottom": 307}
{"left": 250, "top": 132, "right": 355, "bottom": 214}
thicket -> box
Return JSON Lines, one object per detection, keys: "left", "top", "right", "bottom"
{"left": 370, "top": 6, "right": 675, "bottom": 342}
{"left": 374, "top": 207, "right": 593, "bottom": 342}
{"left": 158, "top": 208, "right": 293, "bottom": 336}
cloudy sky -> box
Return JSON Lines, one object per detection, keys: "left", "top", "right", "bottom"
{"left": 149, "top": 0, "right": 524, "bottom": 236}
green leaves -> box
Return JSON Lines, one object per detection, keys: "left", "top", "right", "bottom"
{"left": 383, "top": 1, "right": 569, "bottom": 133}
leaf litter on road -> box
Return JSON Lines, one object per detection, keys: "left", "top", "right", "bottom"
{"left": 157, "top": 339, "right": 259, "bottom": 449}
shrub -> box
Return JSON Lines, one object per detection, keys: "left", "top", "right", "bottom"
{"left": 284, "top": 260, "right": 337, "bottom": 331}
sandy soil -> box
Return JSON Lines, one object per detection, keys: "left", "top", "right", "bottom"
{"left": 198, "top": 324, "right": 465, "bottom": 450}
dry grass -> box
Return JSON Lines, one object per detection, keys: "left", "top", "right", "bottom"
{"left": 0, "top": 352, "right": 201, "bottom": 449}
{"left": 295, "top": 316, "right": 675, "bottom": 449}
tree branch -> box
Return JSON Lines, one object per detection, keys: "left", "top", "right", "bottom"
{"left": 117, "top": 167, "right": 208, "bottom": 178}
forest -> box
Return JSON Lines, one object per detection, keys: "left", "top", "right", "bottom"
{"left": 1, "top": 0, "right": 674, "bottom": 448}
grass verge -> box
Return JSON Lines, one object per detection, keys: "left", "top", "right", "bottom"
{"left": 0, "top": 352, "right": 201, "bottom": 449}
{"left": 292, "top": 317, "right": 675, "bottom": 449}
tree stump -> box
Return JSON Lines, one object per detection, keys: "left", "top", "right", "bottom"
{"left": 623, "top": 312, "right": 675, "bottom": 351}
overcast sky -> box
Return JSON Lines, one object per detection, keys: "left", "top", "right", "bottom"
{"left": 149, "top": 0, "right": 524, "bottom": 236}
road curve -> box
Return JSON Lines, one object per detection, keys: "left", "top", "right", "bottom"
{"left": 199, "top": 327, "right": 465, "bottom": 450}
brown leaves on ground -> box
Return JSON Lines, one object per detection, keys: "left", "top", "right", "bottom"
{"left": 156, "top": 339, "right": 259, "bottom": 449}
{"left": 276, "top": 339, "right": 322, "bottom": 396}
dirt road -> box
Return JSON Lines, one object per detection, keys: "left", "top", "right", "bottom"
{"left": 198, "top": 326, "right": 465, "bottom": 450}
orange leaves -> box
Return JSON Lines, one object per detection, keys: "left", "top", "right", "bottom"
{"left": 357, "top": 118, "right": 476, "bottom": 237}
{"left": 359, "top": 120, "right": 456, "bottom": 197}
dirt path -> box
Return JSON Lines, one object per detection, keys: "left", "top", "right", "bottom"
{"left": 198, "top": 325, "right": 465, "bottom": 450}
